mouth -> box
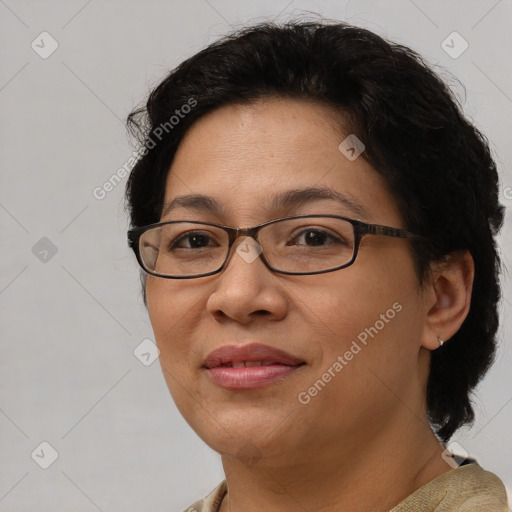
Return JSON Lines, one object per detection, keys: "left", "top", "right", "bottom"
{"left": 215, "top": 360, "right": 290, "bottom": 367}
{"left": 203, "top": 343, "right": 306, "bottom": 390}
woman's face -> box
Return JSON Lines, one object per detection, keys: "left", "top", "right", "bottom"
{"left": 146, "top": 97, "right": 433, "bottom": 467}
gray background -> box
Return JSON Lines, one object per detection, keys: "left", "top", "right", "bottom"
{"left": 0, "top": 0, "right": 511, "bottom": 510}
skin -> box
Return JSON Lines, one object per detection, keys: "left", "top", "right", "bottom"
{"left": 145, "top": 97, "right": 474, "bottom": 512}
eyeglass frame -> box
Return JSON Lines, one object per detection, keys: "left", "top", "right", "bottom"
{"left": 127, "top": 213, "right": 426, "bottom": 279}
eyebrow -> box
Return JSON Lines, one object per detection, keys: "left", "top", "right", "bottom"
{"left": 160, "top": 186, "right": 370, "bottom": 220}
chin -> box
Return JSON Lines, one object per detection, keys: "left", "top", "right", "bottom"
{"left": 190, "top": 407, "right": 303, "bottom": 464}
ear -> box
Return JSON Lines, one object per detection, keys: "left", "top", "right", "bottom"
{"left": 421, "top": 250, "right": 475, "bottom": 350}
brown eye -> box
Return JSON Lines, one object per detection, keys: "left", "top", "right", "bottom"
{"left": 171, "top": 231, "right": 216, "bottom": 249}
{"left": 286, "top": 228, "right": 347, "bottom": 247}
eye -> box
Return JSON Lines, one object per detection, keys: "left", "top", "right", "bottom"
{"left": 286, "top": 227, "right": 346, "bottom": 247}
{"left": 170, "top": 231, "right": 218, "bottom": 249}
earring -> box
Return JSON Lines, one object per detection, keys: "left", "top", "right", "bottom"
{"left": 437, "top": 336, "right": 444, "bottom": 347}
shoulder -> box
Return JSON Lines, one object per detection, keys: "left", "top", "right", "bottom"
{"left": 180, "top": 481, "right": 227, "bottom": 512}
{"left": 391, "top": 463, "right": 509, "bottom": 512}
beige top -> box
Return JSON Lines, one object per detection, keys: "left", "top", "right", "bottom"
{"left": 182, "top": 463, "right": 509, "bottom": 512}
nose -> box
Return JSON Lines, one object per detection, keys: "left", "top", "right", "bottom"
{"left": 205, "top": 236, "right": 288, "bottom": 325}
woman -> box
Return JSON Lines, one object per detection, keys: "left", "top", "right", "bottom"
{"left": 125, "top": 19, "right": 509, "bottom": 511}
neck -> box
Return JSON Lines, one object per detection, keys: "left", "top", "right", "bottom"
{"left": 218, "top": 410, "right": 453, "bottom": 512}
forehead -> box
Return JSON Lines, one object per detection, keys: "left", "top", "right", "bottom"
{"left": 162, "top": 98, "right": 402, "bottom": 225}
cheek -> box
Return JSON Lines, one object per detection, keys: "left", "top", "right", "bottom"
{"left": 303, "top": 249, "right": 422, "bottom": 371}
{"left": 296, "top": 281, "right": 423, "bottom": 433}
{"left": 146, "top": 279, "right": 205, "bottom": 417}
{"left": 146, "top": 278, "right": 200, "bottom": 372}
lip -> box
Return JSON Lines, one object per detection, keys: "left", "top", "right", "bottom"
{"left": 203, "top": 343, "right": 305, "bottom": 390}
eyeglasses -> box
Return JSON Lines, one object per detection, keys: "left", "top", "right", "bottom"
{"left": 127, "top": 214, "right": 425, "bottom": 279}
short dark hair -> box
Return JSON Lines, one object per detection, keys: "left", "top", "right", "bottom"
{"left": 125, "top": 19, "right": 505, "bottom": 442}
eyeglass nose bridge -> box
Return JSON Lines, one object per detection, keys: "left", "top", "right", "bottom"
{"left": 222, "top": 226, "right": 269, "bottom": 271}
{"left": 225, "top": 224, "right": 264, "bottom": 248}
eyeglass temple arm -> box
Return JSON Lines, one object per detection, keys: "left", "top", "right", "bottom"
{"left": 364, "top": 224, "right": 424, "bottom": 239}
